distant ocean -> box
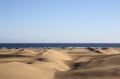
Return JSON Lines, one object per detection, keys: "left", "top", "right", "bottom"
{"left": 0, "top": 43, "right": 120, "bottom": 48}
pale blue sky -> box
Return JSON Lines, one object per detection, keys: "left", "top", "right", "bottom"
{"left": 0, "top": 0, "right": 120, "bottom": 43}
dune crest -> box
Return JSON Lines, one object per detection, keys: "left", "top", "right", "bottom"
{"left": 0, "top": 48, "right": 120, "bottom": 79}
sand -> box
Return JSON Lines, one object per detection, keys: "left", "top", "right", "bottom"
{"left": 0, "top": 48, "right": 120, "bottom": 79}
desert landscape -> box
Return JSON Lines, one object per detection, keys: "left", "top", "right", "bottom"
{"left": 0, "top": 47, "right": 120, "bottom": 79}
{"left": 1, "top": 0, "right": 120, "bottom": 79}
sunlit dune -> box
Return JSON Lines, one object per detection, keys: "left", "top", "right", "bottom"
{"left": 0, "top": 48, "right": 120, "bottom": 79}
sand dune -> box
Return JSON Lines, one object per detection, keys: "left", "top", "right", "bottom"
{"left": 0, "top": 62, "right": 55, "bottom": 79}
{"left": 0, "top": 48, "right": 120, "bottom": 79}
{"left": 55, "top": 66, "right": 120, "bottom": 79}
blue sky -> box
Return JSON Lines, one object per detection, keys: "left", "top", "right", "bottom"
{"left": 0, "top": 0, "right": 120, "bottom": 43}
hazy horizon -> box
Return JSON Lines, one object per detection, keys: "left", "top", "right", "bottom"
{"left": 0, "top": 0, "right": 120, "bottom": 43}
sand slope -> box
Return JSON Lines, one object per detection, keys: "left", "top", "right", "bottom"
{"left": 0, "top": 48, "right": 120, "bottom": 79}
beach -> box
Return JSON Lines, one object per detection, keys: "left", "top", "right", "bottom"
{"left": 0, "top": 47, "right": 120, "bottom": 79}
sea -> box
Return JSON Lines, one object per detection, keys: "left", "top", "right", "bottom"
{"left": 0, "top": 43, "right": 120, "bottom": 48}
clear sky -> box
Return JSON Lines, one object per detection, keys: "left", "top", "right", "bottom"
{"left": 0, "top": 0, "right": 120, "bottom": 43}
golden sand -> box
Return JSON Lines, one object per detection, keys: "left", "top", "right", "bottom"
{"left": 0, "top": 48, "right": 120, "bottom": 79}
